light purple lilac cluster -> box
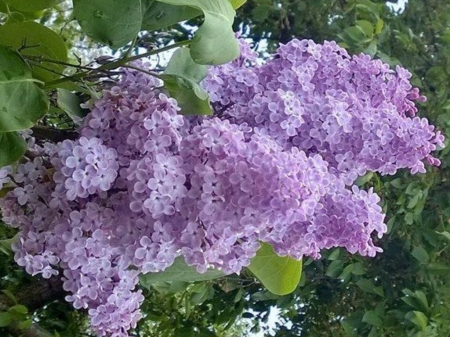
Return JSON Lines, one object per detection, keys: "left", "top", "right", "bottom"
{"left": 204, "top": 39, "right": 444, "bottom": 184}
{"left": 0, "top": 39, "right": 443, "bottom": 336}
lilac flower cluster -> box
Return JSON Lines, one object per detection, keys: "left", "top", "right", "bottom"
{"left": 204, "top": 39, "right": 444, "bottom": 184}
{"left": 0, "top": 40, "right": 443, "bottom": 336}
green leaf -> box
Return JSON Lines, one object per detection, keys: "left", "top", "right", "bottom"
{"left": 0, "top": 45, "right": 49, "bottom": 132}
{"left": 406, "top": 311, "right": 428, "bottom": 330}
{"left": 326, "top": 259, "right": 344, "bottom": 277}
{"left": 389, "top": 178, "right": 403, "bottom": 188}
{"left": 375, "top": 18, "right": 384, "bottom": 34}
{"left": 411, "top": 246, "right": 429, "bottom": 264}
{"left": 162, "top": 48, "right": 210, "bottom": 114}
{"left": 252, "top": 5, "right": 271, "bottom": 22}
{"left": 141, "top": 1, "right": 201, "bottom": 32}
{"left": 0, "top": 22, "right": 67, "bottom": 82}
{"left": 362, "top": 310, "right": 383, "bottom": 327}
{"left": 9, "top": 305, "right": 27, "bottom": 315}
{"left": 157, "top": 0, "right": 240, "bottom": 65}
{"left": 141, "top": 0, "right": 244, "bottom": 32}
{"left": 160, "top": 74, "right": 212, "bottom": 115}
{"left": 351, "top": 262, "right": 366, "bottom": 276}
{"left": 230, "top": 0, "right": 246, "bottom": 9}
{"left": 407, "top": 193, "right": 421, "bottom": 209}
{"left": 0, "top": 312, "right": 14, "bottom": 327}
{"left": 1, "top": 290, "right": 17, "bottom": 305}
{"left": 327, "top": 248, "right": 340, "bottom": 260}
{"left": 2, "top": 0, "right": 61, "bottom": 12}
{"left": 356, "top": 278, "right": 384, "bottom": 297}
{"left": 165, "top": 47, "right": 208, "bottom": 83}
{"left": 436, "top": 231, "right": 450, "bottom": 241}
{"left": 0, "top": 233, "right": 20, "bottom": 254}
{"left": 413, "top": 291, "right": 429, "bottom": 312}
{"left": 139, "top": 257, "right": 224, "bottom": 288}
{"left": 426, "top": 263, "right": 450, "bottom": 275}
{"left": 247, "top": 242, "right": 302, "bottom": 296}
{"left": 73, "top": 0, "right": 142, "bottom": 48}
{"left": 0, "top": 132, "right": 27, "bottom": 166}
{"left": 356, "top": 20, "right": 374, "bottom": 38}
{"left": 57, "top": 89, "right": 88, "bottom": 119}
{"left": 338, "top": 264, "right": 354, "bottom": 280}
{"left": 190, "top": 282, "right": 214, "bottom": 305}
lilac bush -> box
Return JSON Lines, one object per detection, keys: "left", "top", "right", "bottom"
{"left": 0, "top": 39, "right": 443, "bottom": 336}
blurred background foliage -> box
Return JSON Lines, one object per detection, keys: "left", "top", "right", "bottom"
{"left": 3, "top": 0, "right": 450, "bottom": 336}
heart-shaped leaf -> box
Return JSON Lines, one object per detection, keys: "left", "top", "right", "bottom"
{"left": 157, "top": 0, "right": 240, "bottom": 65}
{"left": 0, "top": 45, "right": 49, "bottom": 133}
{"left": 73, "top": 0, "right": 142, "bottom": 48}
{"left": 0, "top": 22, "right": 67, "bottom": 82}
{"left": 247, "top": 242, "right": 302, "bottom": 296}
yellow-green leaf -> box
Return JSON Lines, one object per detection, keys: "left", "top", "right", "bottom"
{"left": 248, "top": 243, "right": 302, "bottom": 296}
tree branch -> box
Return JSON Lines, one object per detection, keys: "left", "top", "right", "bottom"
{"left": 31, "top": 126, "right": 78, "bottom": 143}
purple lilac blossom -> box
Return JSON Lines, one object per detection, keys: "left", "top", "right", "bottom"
{"left": 0, "top": 39, "right": 443, "bottom": 336}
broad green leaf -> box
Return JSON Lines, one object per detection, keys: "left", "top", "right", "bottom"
{"left": 9, "top": 305, "right": 27, "bottom": 315}
{"left": 0, "top": 132, "right": 27, "bottom": 166}
{"left": 163, "top": 48, "right": 209, "bottom": 114}
{"left": 141, "top": 1, "right": 201, "bottom": 32}
{"left": 0, "top": 22, "right": 67, "bottom": 82}
{"left": 160, "top": 74, "right": 212, "bottom": 115}
{"left": 0, "top": 46, "right": 49, "bottom": 132}
{"left": 351, "top": 262, "right": 366, "bottom": 276}
{"left": 73, "top": 0, "right": 142, "bottom": 48}
{"left": 247, "top": 242, "right": 302, "bottom": 296}
{"left": 1, "top": 0, "right": 61, "bottom": 12}
{"left": 362, "top": 310, "right": 383, "bottom": 327}
{"left": 57, "top": 89, "right": 88, "bottom": 120}
{"left": 157, "top": 0, "right": 240, "bottom": 65}
{"left": 356, "top": 20, "right": 374, "bottom": 38}
{"left": 411, "top": 246, "right": 429, "bottom": 264}
{"left": 0, "top": 312, "right": 14, "bottom": 327}
{"left": 165, "top": 47, "right": 207, "bottom": 83}
{"left": 406, "top": 311, "right": 428, "bottom": 330}
{"left": 139, "top": 257, "right": 224, "bottom": 289}
{"left": 141, "top": 0, "right": 244, "bottom": 32}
